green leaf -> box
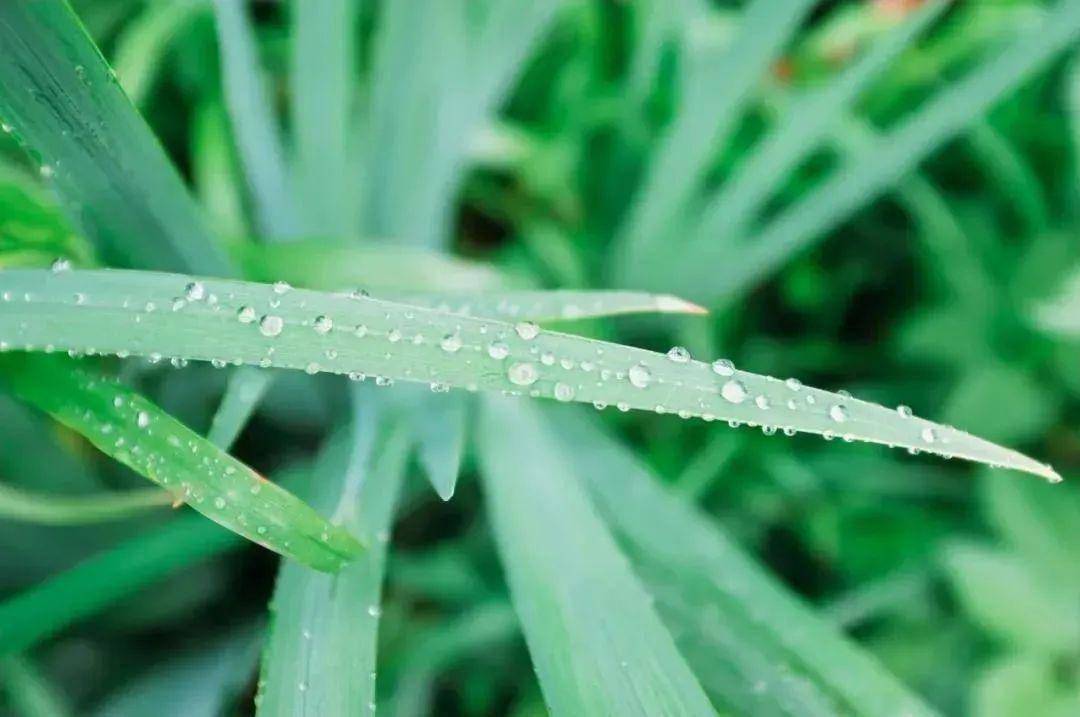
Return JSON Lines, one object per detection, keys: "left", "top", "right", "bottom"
{"left": 0, "top": 482, "right": 170, "bottom": 526}
{"left": 0, "top": 169, "right": 94, "bottom": 270}
{"left": 616, "top": 0, "right": 817, "bottom": 266}
{"left": 942, "top": 542, "right": 1080, "bottom": 653}
{"left": 690, "top": 0, "right": 947, "bottom": 243}
{"left": 0, "top": 512, "right": 236, "bottom": 655}
{"left": 290, "top": 0, "right": 359, "bottom": 237}
{"left": 0, "top": 655, "right": 71, "bottom": 717}
{"left": 235, "top": 241, "right": 508, "bottom": 293}
{"left": 412, "top": 390, "right": 468, "bottom": 501}
{"left": 477, "top": 398, "right": 717, "bottom": 716}
{"left": 206, "top": 366, "right": 274, "bottom": 448}
{"left": 256, "top": 391, "right": 410, "bottom": 716}
{"left": 548, "top": 408, "right": 939, "bottom": 717}
{"left": 973, "top": 655, "right": 1080, "bottom": 717}
{"left": 0, "top": 268, "right": 1060, "bottom": 480}
{"left": 385, "top": 289, "right": 706, "bottom": 322}
{"left": 654, "top": 0, "right": 1080, "bottom": 306}
{"left": 212, "top": 0, "right": 302, "bottom": 240}
{"left": 0, "top": 353, "right": 361, "bottom": 572}
{"left": 0, "top": 0, "right": 230, "bottom": 275}
{"left": 111, "top": 0, "right": 209, "bottom": 106}
{"left": 1034, "top": 266, "right": 1080, "bottom": 337}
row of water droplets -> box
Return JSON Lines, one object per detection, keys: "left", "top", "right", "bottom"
{"left": 65, "top": 367, "right": 354, "bottom": 565}
{"left": 2, "top": 267, "right": 1001, "bottom": 468}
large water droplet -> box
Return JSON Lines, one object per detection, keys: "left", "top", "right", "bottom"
{"left": 508, "top": 362, "right": 539, "bottom": 386}
{"left": 440, "top": 333, "right": 462, "bottom": 353}
{"left": 628, "top": 363, "right": 652, "bottom": 389}
{"left": 259, "top": 315, "right": 284, "bottom": 337}
{"left": 721, "top": 379, "right": 747, "bottom": 404}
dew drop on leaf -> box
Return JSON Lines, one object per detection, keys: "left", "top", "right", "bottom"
{"left": 711, "top": 359, "right": 735, "bottom": 376}
{"left": 721, "top": 379, "right": 747, "bottom": 404}
{"left": 667, "top": 346, "right": 691, "bottom": 363}
{"left": 628, "top": 363, "right": 652, "bottom": 389}
{"left": 259, "top": 315, "right": 284, "bottom": 337}
{"left": 508, "top": 362, "right": 539, "bottom": 386}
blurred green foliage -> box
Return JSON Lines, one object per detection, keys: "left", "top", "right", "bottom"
{"left": 0, "top": 0, "right": 1079, "bottom": 715}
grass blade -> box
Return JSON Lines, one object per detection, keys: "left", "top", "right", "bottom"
{"left": 413, "top": 390, "right": 467, "bottom": 501}
{"left": 615, "top": 0, "right": 817, "bottom": 266}
{"left": 0, "top": 169, "right": 93, "bottom": 269}
{"left": 206, "top": 366, "right": 274, "bottom": 448}
{"left": 0, "top": 353, "right": 362, "bottom": 572}
{"left": 0, "top": 0, "right": 229, "bottom": 275}
{"left": 477, "top": 397, "right": 717, "bottom": 716}
{"left": 550, "top": 409, "right": 939, "bottom": 717}
{"left": 0, "top": 268, "right": 1060, "bottom": 480}
{"left": 0, "top": 483, "right": 170, "bottom": 525}
{"left": 211, "top": 0, "right": 302, "bottom": 240}
{"left": 689, "top": 0, "right": 947, "bottom": 246}
{"left": 290, "top": 0, "right": 359, "bottom": 237}
{"left": 0, "top": 513, "right": 236, "bottom": 655}
{"left": 1034, "top": 268, "right": 1080, "bottom": 336}
{"left": 661, "top": 0, "right": 1080, "bottom": 306}
{"left": 0, "top": 656, "right": 71, "bottom": 717}
{"left": 236, "top": 241, "right": 507, "bottom": 293}
{"left": 385, "top": 289, "right": 706, "bottom": 322}
{"left": 112, "top": 0, "right": 208, "bottom": 107}
{"left": 256, "top": 392, "right": 410, "bottom": 716}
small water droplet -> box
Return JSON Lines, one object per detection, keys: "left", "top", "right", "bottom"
{"left": 553, "top": 382, "right": 575, "bottom": 402}
{"left": 667, "top": 346, "right": 691, "bottom": 363}
{"left": 921, "top": 427, "right": 938, "bottom": 443}
{"left": 711, "top": 359, "right": 735, "bottom": 377}
{"left": 136, "top": 410, "right": 150, "bottom": 429}
{"left": 313, "top": 315, "right": 333, "bottom": 334}
{"left": 184, "top": 281, "right": 205, "bottom": 301}
{"left": 213, "top": 497, "right": 226, "bottom": 509}
{"left": 367, "top": 604, "right": 382, "bottom": 618}
{"left": 272, "top": 281, "right": 291, "bottom": 295}
{"left": 386, "top": 328, "right": 402, "bottom": 343}
{"left": 785, "top": 377, "right": 802, "bottom": 391}
{"left": 755, "top": 395, "right": 770, "bottom": 410}
{"left": 440, "top": 333, "right": 462, "bottom": 353}
{"left": 487, "top": 341, "right": 509, "bottom": 360}
{"left": 829, "top": 404, "right": 849, "bottom": 423}
{"left": 508, "top": 362, "right": 539, "bottom": 386}
{"left": 50, "top": 257, "right": 71, "bottom": 273}
{"left": 896, "top": 404, "right": 913, "bottom": 418}
{"left": 514, "top": 321, "right": 540, "bottom": 340}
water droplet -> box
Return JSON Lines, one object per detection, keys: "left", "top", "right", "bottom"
{"left": 553, "top": 382, "right": 575, "bottom": 402}
{"left": 829, "top": 404, "right": 849, "bottom": 423}
{"left": 313, "top": 315, "right": 333, "bottom": 334}
{"left": 721, "top": 379, "right": 747, "bottom": 404}
{"left": 440, "top": 333, "right": 462, "bottom": 353}
{"left": 921, "top": 427, "right": 938, "bottom": 443}
{"left": 184, "top": 282, "right": 205, "bottom": 301}
{"left": 50, "top": 257, "right": 71, "bottom": 273}
{"left": 785, "top": 377, "right": 802, "bottom": 391}
{"left": 237, "top": 306, "right": 256, "bottom": 324}
{"left": 667, "top": 346, "right": 691, "bottom": 363}
{"left": 508, "top": 362, "right": 539, "bottom": 386}
{"left": 896, "top": 405, "right": 913, "bottom": 418}
{"left": 386, "top": 328, "right": 402, "bottom": 343}
{"left": 272, "top": 281, "right": 291, "bottom": 295}
{"left": 39, "top": 163, "right": 54, "bottom": 179}
{"left": 213, "top": 497, "right": 226, "bottom": 509}
{"left": 367, "top": 604, "right": 382, "bottom": 618}
{"left": 711, "top": 359, "right": 735, "bottom": 377}
{"left": 136, "top": 411, "right": 150, "bottom": 429}
{"left": 259, "top": 315, "right": 284, "bottom": 337}
{"left": 539, "top": 351, "right": 555, "bottom": 366}
{"left": 515, "top": 321, "right": 540, "bottom": 340}
{"left": 628, "top": 363, "right": 652, "bottom": 389}
{"left": 487, "top": 341, "right": 509, "bottom": 360}
{"left": 755, "top": 395, "right": 770, "bottom": 410}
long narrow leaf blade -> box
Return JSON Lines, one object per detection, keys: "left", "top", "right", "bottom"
{"left": 0, "top": 483, "right": 170, "bottom": 526}
{"left": 0, "top": 353, "right": 362, "bottom": 572}
{"left": 290, "top": 0, "right": 358, "bottom": 236}
{"left": 549, "top": 408, "right": 939, "bottom": 717}
{"left": 663, "top": 0, "right": 1080, "bottom": 305}
{"left": 257, "top": 394, "right": 410, "bottom": 716}
{"left": 212, "top": 0, "right": 302, "bottom": 240}
{"left": 0, "top": 268, "right": 1059, "bottom": 480}
{"left": 384, "top": 290, "right": 706, "bottom": 322}
{"left": 616, "top": 0, "right": 817, "bottom": 266}
{"left": 0, "top": 0, "right": 229, "bottom": 275}
{"left": 477, "top": 397, "right": 717, "bottom": 716}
